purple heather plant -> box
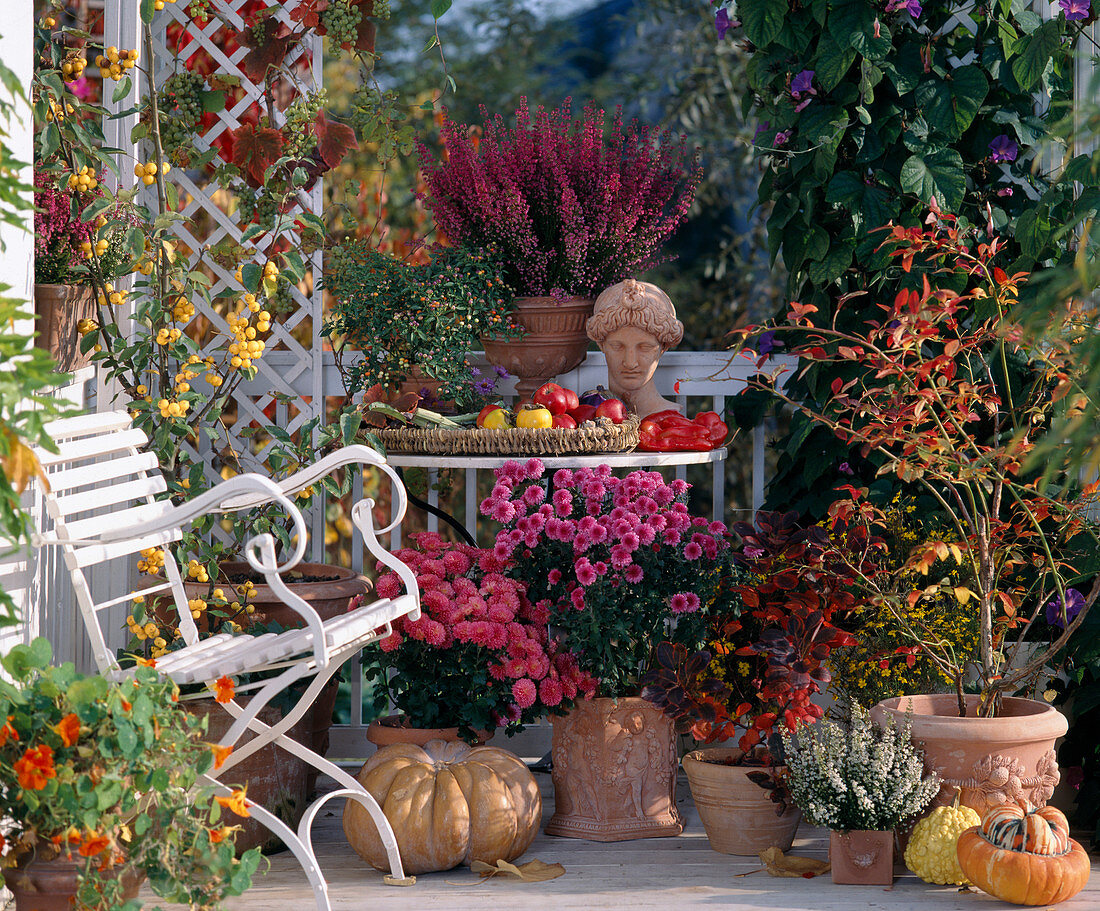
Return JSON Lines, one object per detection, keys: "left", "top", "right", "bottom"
{"left": 418, "top": 98, "right": 701, "bottom": 298}
{"left": 33, "top": 170, "right": 97, "bottom": 285}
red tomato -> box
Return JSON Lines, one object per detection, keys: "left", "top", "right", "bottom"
{"left": 551, "top": 413, "right": 577, "bottom": 429}
{"left": 533, "top": 382, "right": 571, "bottom": 415}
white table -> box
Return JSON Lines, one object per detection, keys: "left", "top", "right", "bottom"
{"left": 385, "top": 448, "right": 727, "bottom": 545}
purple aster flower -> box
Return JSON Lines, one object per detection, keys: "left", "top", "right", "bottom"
{"left": 790, "top": 70, "right": 815, "bottom": 97}
{"left": 774, "top": 130, "right": 791, "bottom": 147}
{"left": 1059, "top": 0, "right": 1092, "bottom": 20}
{"left": 1046, "top": 588, "right": 1085, "bottom": 629}
{"left": 988, "top": 135, "right": 1019, "bottom": 163}
{"left": 493, "top": 364, "right": 510, "bottom": 379}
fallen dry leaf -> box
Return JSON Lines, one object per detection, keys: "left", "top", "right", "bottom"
{"left": 470, "top": 858, "right": 565, "bottom": 882}
{"left": 758, "top": 846, "right": 831, "bottom": 879}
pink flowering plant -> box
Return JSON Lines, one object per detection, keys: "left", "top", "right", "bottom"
{"left": 418, "top": 98, "right": 701, "bottom": 297}
{"left": 484, "top": 460, "right": 740, "bottom": 696}
{"left": 366, "top": 531, "right": 596, "bottom": 740}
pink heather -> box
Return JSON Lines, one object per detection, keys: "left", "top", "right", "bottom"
{"left": 419, "top": 98, "right": 701, "bottom": 296}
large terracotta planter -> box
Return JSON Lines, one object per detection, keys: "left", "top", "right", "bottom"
{"left": 33, "top": 283, "right": 95, "bottom": 373}
{"left": 3, "top": 855, "right": 143, "bottom": 911}
{"left": 545, "top": 696, "right": 683, "bottom": 841}
{"left": 366, "top": 714, "right": 492, "bottom": 748}
{"left": 829, "top": 830, "right": 895, "bottom": 885}
{"left": 681, "top": 747, "right": 801, "bottom": 855}
{"left": 481, "top": 295, "right": 594, "bottom": 399}
{"left": 871, "top": 695, "right": 1067, "bottom": 817}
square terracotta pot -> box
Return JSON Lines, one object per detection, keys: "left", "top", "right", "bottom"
{"left": 829, "top": 829, "right": 894, "bottom": 885}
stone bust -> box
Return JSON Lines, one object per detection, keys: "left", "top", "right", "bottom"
{"left": 586, "top": 279, "right": 684, "bottom": 418}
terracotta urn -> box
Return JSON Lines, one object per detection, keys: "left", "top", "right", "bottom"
{"left": 829, "top": 830, "right": 895, "bottom": 885}
{"left": 365, "top": 714, "right": 493, "bottom": 748}
{"left": 681, "top": 747, "right": 801, "bottom": 855}
{"left": 871, "top": 694, "right": 1067, "bottom": 818}
{"left": 33, "top": 283, "right": 96, "bottom": 373}
{"left": 481, "top": 295, "right": 593, "bottom": 399}
{"left": 545, "top": 696, "right": 682, "bottom": 842}
{"left": 3, "top": 855, "right": 143, "bottom": 911}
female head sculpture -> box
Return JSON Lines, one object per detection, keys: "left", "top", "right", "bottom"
{"left": 586, "top": 279, "right": 684, "bottom": 417}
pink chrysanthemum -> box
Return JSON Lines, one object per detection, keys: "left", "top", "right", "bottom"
{"left": 512, "top": 678, "right": 538, "bottom": 709}
{"left": 684, "top": 542, "right": 703, "bottom": 561}
{"left": 539, "top": 676, "right": 564, "bottom": 706}
{"left": 624, "top": 565, "right": 644, "bottom": 584}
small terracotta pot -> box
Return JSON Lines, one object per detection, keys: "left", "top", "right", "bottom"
{"left": 481, "top": 295, "right": 594, "bottom": 399}
{"left": 33, "top": 283, "right": 96, "bottom": 373}
{"left": 871, "top": 694, "right": 1067, "bottom": 818}
{"left": 829, "top": 829, "right": 895, "bottom": 885}
{"left": 3, "top": 855, "right": 143, "bottom": 911}
{"left": 545, "top": 696, "right": 683, "bottom": 841}
{"left": 365, "top": 714, "right": 493, "bottom": 748}
{"left": 681, "top": 747, "right": 801, "bottom": 855}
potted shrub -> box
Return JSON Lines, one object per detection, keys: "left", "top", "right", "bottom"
{"left": 781, "top": 703, "right": 940, "bottom": 885}
{"left": 322, "top": 242, "right": 519, "bottom": 409}
{"left": 361, "top": 530, "right": 594, "bottom": 745}
{"left": 418, "top": 98, "right": 701, "bottom": 397}
{"left": 487, "top": 459, "right": 738, "bottom": 840}
{"left": 0, "top": 638, "right": 260, "bottom": 911}
{"left": 641, "top": 510, "right": 857, "bottom": 854}
{"left": 736, "top": 213, "right": 1100, "bottom": 816}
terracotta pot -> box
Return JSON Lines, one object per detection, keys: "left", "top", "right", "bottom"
{"left": 33, "top": 283, "right": 95, "bottom": 373}
{"left": 365, "top": 714, "right": 493, "bottom": 748}
{"left": 681, "top": 747, "right": 801, "bottom": 855}
{"left": 829, "top": 829, "right": 895, "bottom": 885}
{"left": 871, "top": 694, "right": 1067, "bottom": 818}
{"left": 3, "top": 855, "right": 143, "bottom": 911}
{"left": 545, "top": 696, "right": 683, "bottom": 841}
{"left": 481, "top": 295, "right": 594, "bottom": 399}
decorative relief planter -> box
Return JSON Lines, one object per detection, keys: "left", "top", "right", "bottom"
{"left": 871, "top": 694, "right": 1067, "bottom": 818}
{"left": 545, "top": 696, "right": 682, "bottom": 842}
{"left": 33, "top": 283, "right": 95, "bottom": 373}
{"left": 481, "top": 295, "right": 594, "bottom": 399}
{"left": 681, "top": 747, "right": 801, "bottom": 855}
{"left": 829, "top": 830, "right": 895, "bottom": 885}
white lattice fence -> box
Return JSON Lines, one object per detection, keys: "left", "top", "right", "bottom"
{"left": 140, "top": 1, "right": 326, "bottom": 552}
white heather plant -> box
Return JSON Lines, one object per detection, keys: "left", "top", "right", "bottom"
{"left": 781, "top": 703, "right": 939, "bottom": 832}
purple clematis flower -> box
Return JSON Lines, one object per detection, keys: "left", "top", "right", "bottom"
{"left": 1059, "top": 0, "right": 1092, "bottom": 20}
{"left": 716, "top": 8, "right": 733, "bottom": 39}
{"left": 791, "top": 70, "right": 815, "bottom": 96}
{"left": 1046, "top": 588, "right": 1085, "bottom": 629}
{"left": 988, "top": 135, "right": 1019, "bottom": 163}
{"left": 757, "top": 330, "right": 784, "bottom": 356}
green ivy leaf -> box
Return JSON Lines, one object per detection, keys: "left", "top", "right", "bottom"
{"left": 111, "top": 76, "right": 132, "bottom": 104}
{"left": 430, "top": 0, "right": 452, "bottom": 18}
{"left": 900, "top": 148, "right": 966, "bottom": 212}
{"left": 807, "top": 239, "right": 854, "bottom": 285}
{"left": 240, "top": 262, "right": 262, "bottom": 292}
{"left": 825, "top": 172, "right": 895, "bottom": 234}
{"left": 139, "top": 0, "right": 156, "bottom": 24}
{"left": 1011, "top": 20, "right": 1063, "bottom": 91}
{"left": 1014, "top": 207, "right": 1052, "bottom": 260}
{"left": 816, "top": 43, "right": 857, "bottom": 92}
{"left": 740, "top": 0, "right": 787, "bottom": 48}
{"left": 915, "top": 66, "right": 988, "bottom": 140}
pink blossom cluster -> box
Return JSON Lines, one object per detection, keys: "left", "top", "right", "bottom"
{"left": 481, "top": 460, "right": 730, "bottom": 619}
{"left": 34, "top": 170, "right": 98, "bottom": 284}
{"left": 374, "top": 531, "right": 595, "bottom": 722}
{"left": 418, "top": 98, "right": 702, "bottom": 297}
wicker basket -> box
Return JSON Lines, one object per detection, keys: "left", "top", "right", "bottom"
{"left": 376, "top": 416, "right": 640, "bottom": 456}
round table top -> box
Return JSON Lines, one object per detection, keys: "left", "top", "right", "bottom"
{"left": 385, "top": 448, "right": 726, "bottom": 470}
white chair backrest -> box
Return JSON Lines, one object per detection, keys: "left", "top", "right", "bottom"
{"left": 35, "top": 411, "right": 192, "bottom": 676}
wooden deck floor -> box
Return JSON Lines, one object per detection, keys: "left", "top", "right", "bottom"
{"left": 162, "top": 771, "right": 1100, "bottom": 911}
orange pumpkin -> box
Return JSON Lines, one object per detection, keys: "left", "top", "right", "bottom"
{"left": 343, "top": 739, "right": 542, "bottom": 875}
{"left": 956, "top": 803, "right": 1091, "bottom": 905}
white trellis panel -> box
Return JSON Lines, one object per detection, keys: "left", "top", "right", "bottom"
{"left": 139, "top": 1, "right": 326, "bottom": 555}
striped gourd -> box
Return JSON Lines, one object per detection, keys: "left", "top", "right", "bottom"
{"left": 979, "top": 803, "right": 1071, "bottom": 856}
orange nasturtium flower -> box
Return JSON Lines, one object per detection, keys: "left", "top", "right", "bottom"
{"left": 14, "top": 744, "right": 57, "bottom": 790}
{"left": 216, "top": 787, "right": 250, "bottom": 818}
{"left": 209, "top": 743, "right": 233, "bottom": 770}
{"left": 211, "top": 676, "right": 235, "bottom": 704}
{"left": 78, "top": 832, "right": 112, "bottom": 857}
{"left": 55, "top": 712, "right": 81, "bottom": 747}
{"left": 208, "top": 826, "right": 234, "bottom": 844}
{"left": 0, "top": 715, "right": 18, "bottom": 745}
{"left": 135, "top": 656, "right": 157, "bottom": 668}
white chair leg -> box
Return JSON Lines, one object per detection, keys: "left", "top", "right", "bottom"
{"left": 201, "top": 776, "right": 332, "bottom": 911}
{"left": 299, "top": 788, "right": 415, "bottom": 887}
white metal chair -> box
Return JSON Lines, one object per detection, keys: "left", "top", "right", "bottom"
{"left": 28, "top": 410, "right": 422, "bottom": 906}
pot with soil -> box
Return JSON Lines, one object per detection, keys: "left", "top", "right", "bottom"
{"left": 3, "top": 854, "right": 144, "bottom": 911}
{"left": 681, "top": 746, "right": 801, "bottom": 855}
{"left": 365, "top": 714, "right": 493, "bottom": 749}
{"left": 33, "top": 283, "right": 96, "bottom": 373}
{"left": 871, "top": 694, "right": 1068, "bottom": 818}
